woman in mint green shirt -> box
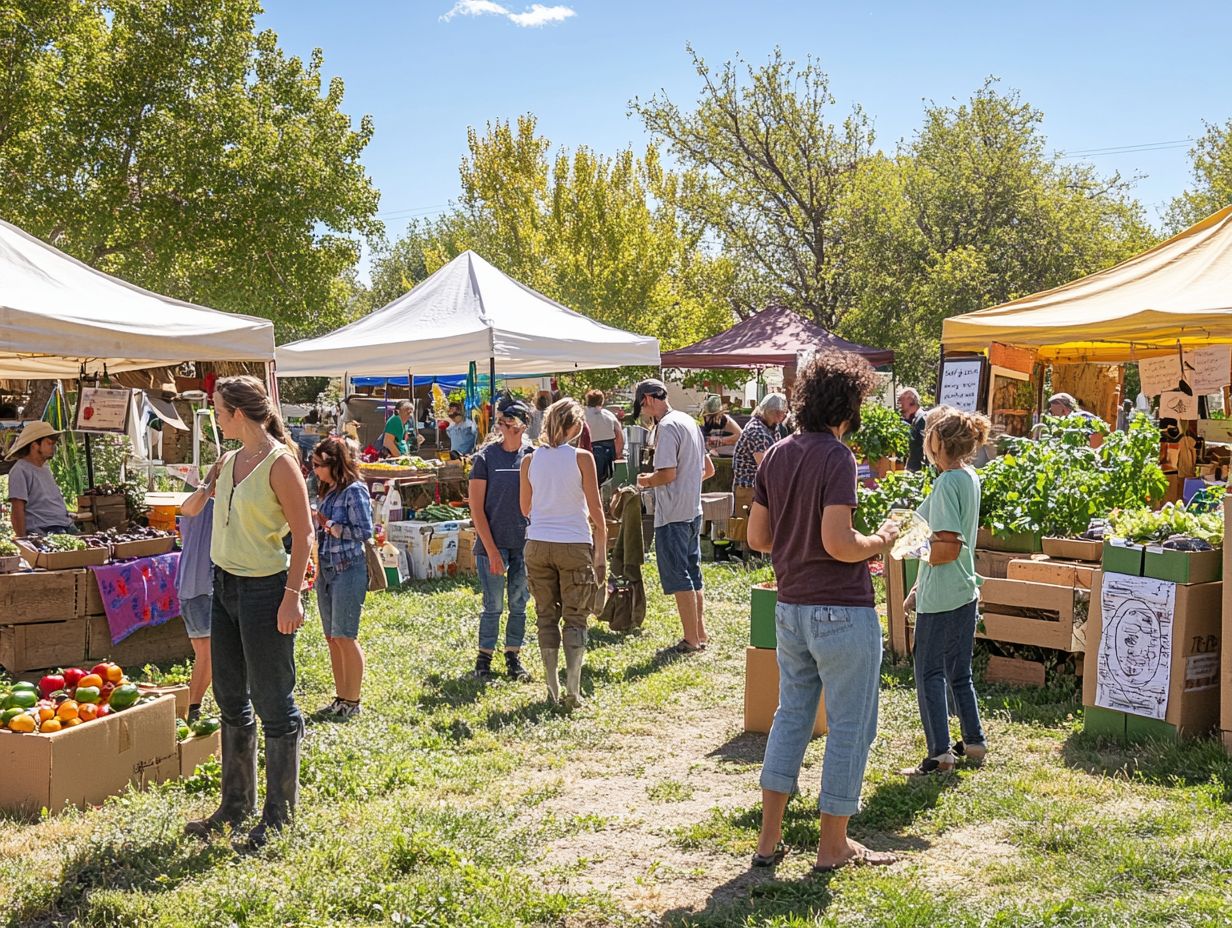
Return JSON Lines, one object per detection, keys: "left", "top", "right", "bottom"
{"left": 901, "top": 406, "right": 991, "bottom": 776}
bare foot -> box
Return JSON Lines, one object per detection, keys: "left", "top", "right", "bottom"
{"left": 814, "top": 839, "right": 898, "bottom": 872}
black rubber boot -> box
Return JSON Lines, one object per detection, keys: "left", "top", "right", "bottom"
{"left": 241, "top": 723, "right": 302, "bottom": 850}
{"left": 504, "top": 650, "right": 532, "bottom": 682}
{"left": 185, "top": 722, "right": 257, "bottom": 838}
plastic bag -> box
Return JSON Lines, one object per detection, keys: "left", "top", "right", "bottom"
{"left": 887, "top": 508, "right": 931, "bottom": 560}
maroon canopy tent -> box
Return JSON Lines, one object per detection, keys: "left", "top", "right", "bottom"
{"left": 660, "top": 304, "right": 894, "bottom": 369}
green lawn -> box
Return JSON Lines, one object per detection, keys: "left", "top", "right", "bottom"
{"left": 2, "top": 561, "right": 1231, "bottom": 927}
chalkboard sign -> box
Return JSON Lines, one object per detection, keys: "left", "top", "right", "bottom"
{"left": 937, "top": 358, "right": 986, "bottom": 412}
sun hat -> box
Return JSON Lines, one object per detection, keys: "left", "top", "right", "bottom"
{"left": 5, "top": 421, "right": 62, "bottom": 460}
{"left": 703, "top": 395, "right": 723, "bottom": 416}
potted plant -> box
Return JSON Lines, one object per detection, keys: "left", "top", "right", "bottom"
{"left": 0, "top": 536, "right": 20, "bottom": 573}
{"left": 848, "top": 402, "right": 910, "bottom": 478}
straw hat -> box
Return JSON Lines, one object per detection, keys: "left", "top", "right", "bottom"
{"left": 5, "top": 421, "right": 62, "bottom": 460}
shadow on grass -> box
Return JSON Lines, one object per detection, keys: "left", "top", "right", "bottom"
{"left": 584, "top": 646, "right": 686, "bottom": 686}
{"left": 1060, "top": 726, "right": 1232, "bottom": 793}
{"left": 708, "top": 731, "right": 767, "bottom": 766}
{"left": 416, "top": 671, "right": 488, "bottom": 711}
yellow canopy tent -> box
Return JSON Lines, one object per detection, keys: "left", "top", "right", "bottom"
{"left": 941, "top": 206, "right": 1232, "bottom": 363}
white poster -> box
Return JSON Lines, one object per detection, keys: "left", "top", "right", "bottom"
{"left": 1183, "top": 344, "right": 1232, "bottom": 394}
{"left": 937, "top": 359, "right": 983, "bottom": 412}
{"left": 1159, "top": 391, "right": 1198, "bottom": 420}
{"left": 75, "top": 386, "right": 131, "bottom": 434}
{"left": 1138, "top": 354, "right": 1182, "bottom": 398}
{"left": 1095, "top": 574, "right": 1175, "bottom": 721}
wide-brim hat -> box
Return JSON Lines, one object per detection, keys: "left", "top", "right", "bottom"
{"left": 5, "top": 421, "right": 62, "bottom": 460}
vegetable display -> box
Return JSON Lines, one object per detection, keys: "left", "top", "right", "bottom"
{"left": 1107, "top": 503, "right": 1224, "bottom": 546}
{"left": 417, "top": 504, "right": 467, "bottom": 523}
{"left": 0, "top": 663, "right": 150, "bottom": 733}
{"left": 854, "top": 468, "right": 932, "bottom": 535}
{"left": 848, "top": 402, "right": 910, "bottom": 464}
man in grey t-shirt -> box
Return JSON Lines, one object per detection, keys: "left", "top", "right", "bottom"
{"left": 634, "top": 379, "right": 715, "bottom": 653}
{"left": 6, "top": 421, "right": 73, "bottom": 536}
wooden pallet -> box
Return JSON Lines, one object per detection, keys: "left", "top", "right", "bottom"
{"left": 978, "top": 576, "right": 1087, "bottom": 652}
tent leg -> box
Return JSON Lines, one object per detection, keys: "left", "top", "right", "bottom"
{"left": 266, "top": 361, "right": 281, "bottom": 408}
{"left": 489, "top": 356, "right": 496, "bottom": 419}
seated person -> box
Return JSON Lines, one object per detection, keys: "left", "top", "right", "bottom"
{"left": 6, "top": 422, "right": 74, "bottom": 535}
{"left": 447, "top": 411, "right": 479, "bottom": 457}
{"left": 382, "top": 400, "right": 419, "bottom": 458}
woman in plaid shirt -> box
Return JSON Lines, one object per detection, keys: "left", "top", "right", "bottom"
{"left": 311, "top": 437, "right": 374, "bottom": 719}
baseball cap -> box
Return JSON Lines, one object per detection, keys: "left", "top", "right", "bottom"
{"left": 632, "top": 378, "right": 668, "bottom": 419}
{"left": 498, "top": 398, "right": 531, "bottom": 425}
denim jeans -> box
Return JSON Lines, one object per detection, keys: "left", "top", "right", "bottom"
{"left": 317, "top": 558, "right": 367, "bottom": 639}
{"left": 591, "top": 439, "right": 617, "bottom": 485}
{"left": 477, "top": 545, "right": 529, "bottom": 651}
{"left": 913, "top": 598, "right": 985, "bottom": 757}
{"left": 654, "top": 516, "right": 703, "bottom": 594}
{"left": 760, "top": 602, "right": 882, "bottom": 817}
{"left": 211, "top": 567, "right": 303, "bottom": 739}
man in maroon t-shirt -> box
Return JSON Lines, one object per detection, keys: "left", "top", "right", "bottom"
{"left": 746, "top": 351, "right": 900, "bottom": 873}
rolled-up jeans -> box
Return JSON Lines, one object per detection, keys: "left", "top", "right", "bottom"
{"left": 477, "top": 545, "right": 529, "bottom": 651}
{"left": 759, "top": 601, "right": 882, "bottom": 817}
{"left": 211, "top": 567, "right": 303, "bottom": 739}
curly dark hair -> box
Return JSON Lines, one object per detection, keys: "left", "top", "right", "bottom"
{"left": 792, "top": 351, "right": 879, "bottom": 433}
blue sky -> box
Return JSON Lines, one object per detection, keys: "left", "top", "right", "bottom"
{"left": 258, "top": 0, "right": 1232, "bottom": 268}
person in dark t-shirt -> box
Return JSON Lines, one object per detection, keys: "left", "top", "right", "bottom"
{"left": 897, "top": 387, "right": 927, "bottom": 472}
{"left": 746, "top": 351, "right": 900, "bottom": 873}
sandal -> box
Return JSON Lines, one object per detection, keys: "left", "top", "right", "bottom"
{"left": 669, "top": 639, "right": 704, "bottom": 654}
{"left": 751, "top": 842, "right": 788, "bottom": 868}
{"left": 812, "top": 847, "right": 898, "bottom": 873}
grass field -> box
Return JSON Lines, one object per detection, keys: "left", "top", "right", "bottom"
{"left": 2, "top": 560, "right": 1231, "bottom": 927}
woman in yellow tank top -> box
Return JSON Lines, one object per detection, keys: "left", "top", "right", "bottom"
{"left": 180, "top": 375, "right": 314, "bottom": 850}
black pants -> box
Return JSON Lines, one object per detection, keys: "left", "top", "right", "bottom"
{"left": 592, "top": 439, "right": 617, "bottom": 485}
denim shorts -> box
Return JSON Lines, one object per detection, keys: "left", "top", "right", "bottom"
{"left": 180, "top": 594, "right": 213, "bottom": 639}
{"left": 317, "top": 559, "right": 367, "bottom": 639}
{"left": 654, "top": 516, "right": 703, "bottom": 595}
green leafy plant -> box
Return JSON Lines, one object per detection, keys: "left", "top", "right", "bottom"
{"left": 1107, "top": 503, "right": 1223, "bottom": 545}
{"left": 0, "top": 538, "right": 18, "bottom": 557}
{"left": 979, "top": 413, "right": 1166, "bottom": 537}
{"left": 848, "top": 402, "right": 910, "bottom": 463}
{"left": 854, "top": 468, "right": 932, "bottom": 535}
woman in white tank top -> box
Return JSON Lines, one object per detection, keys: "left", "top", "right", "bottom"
{"left": 520, "top": 398, "right": 607, "bottom": 708}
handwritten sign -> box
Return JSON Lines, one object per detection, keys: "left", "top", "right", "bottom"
{"left": 1096, "top": 573, "right": 1175, "bottom": 721}
{"left": 1160, "top": 391, "right": 1197, "bottom": 420}
{"left": 75, "top": 387, "right": 131, "bottom": 434}
{"left": 1138, "top": 354, "right": 1182, "bottom": 398}
{"left": 1183, "top": 345, "right": 1231, "bottom": 394}
{"left": 937, "top": 359, "right": 983, "bottom": 412}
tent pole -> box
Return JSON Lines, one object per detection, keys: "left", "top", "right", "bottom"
{"left": 489, "top": 356, "right": 496, "bottom": 419}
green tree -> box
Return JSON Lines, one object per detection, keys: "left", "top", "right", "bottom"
{"left": 841, "top": 81, "right": 1154, "bottom": 384}
{"left": 0, "top": 0, "right": 380, "bottom": 339}
{"left": 1166, "top": 119, "right": 1232, "bottom": 231}
{"left": 631, "top": 46, "right": 874, "bottom": 328}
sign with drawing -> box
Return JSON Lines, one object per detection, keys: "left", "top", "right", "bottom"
{"left": 1159, "top": 390, "right": 1198, "bottom": 420}
{"left": 937, "top": 358, "right": 985, "bottom": 412}
{"left": 75, "top": 387, "right": 131, "bottom": 434}
{"left": 1095, "top": 574, "right": 1175, "bottom": 721}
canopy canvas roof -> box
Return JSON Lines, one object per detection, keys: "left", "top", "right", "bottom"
{"left": 0, "top": 217, "right": 275, "bottom": 378}
{"left": 659, "top": 304, "right": 895, "bottom": 369}
{"left": 275, "top": 250, "right": 660, "bottom": 377}
{"left": 941, "top": 206, "right": 1232, "bottom": 363}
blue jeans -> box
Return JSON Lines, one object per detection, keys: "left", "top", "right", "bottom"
{"left": 654, "top": 516, "right": 703, "bottom": 594}
{"left": 211, "top": 568, "right": 303, "bottom": 739}
{"left": 477, "top": 546, "right": 529, "bottom": 651}
{"left": 592, "top": 439, "right": 617, "bottom": 485}
{"left": 317, "top": 559, "right": 367, "bottom": 639}
{"left": 760, "top": 602, "right": 882, "bottom": 817}
{"left": 181, "top": 594, "right": 213, "bottom": 639}
{"left": 913, "top": 599, "right": 985, "bottom": 757}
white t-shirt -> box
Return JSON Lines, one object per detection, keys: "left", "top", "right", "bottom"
{"left": 651, "top": 410, "right": 706, "bottom": 527}
{"left": 8, "top": 458, "right": 72, "bottom": 532}
{"left": 584, "top": 407, "right": 619, "bottom": 442}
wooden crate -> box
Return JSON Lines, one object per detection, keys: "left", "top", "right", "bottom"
{"left": 974, "top": 549, "right": 1022, "bottom": 580}
{"left": 86, "top": 616, "right": 192, "bottom": 667}
{"left": 0, "top": 619, "right": 89, "bottom": 673}
{"left": 978, "top": 577, "right": 1086, "bottom": 652}
{"left": 985, "top": 655, "right": 1047, "bottom": 687}
{"left": 0, "top": 570, "right": 86, "bottom": 623}
{"left": 81, "top": 571, "right": 106, "bottom": 617}
{"left": 1007, "top": 556, "right": 1097, "bottom": 591}
{"left": 885, "top": 556, "right": 912, "bottom": 659}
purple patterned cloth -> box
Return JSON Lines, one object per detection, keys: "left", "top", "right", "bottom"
{"left": 89, "top": 552, "right": 182, "bottom": 645}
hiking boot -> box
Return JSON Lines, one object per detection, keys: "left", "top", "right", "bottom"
{"left": 953, "top": 741, "right": 987, "bottom": 765}
{"left": 504, "top": 650, "right": 532, "bottom": 682}
{"left": 473, "top": 652, "right": 497, "bottom": 681}
{"left": 899, "top": 750, "right": 957, "bottom": 777}
{"left": 185, "top": 722, "right": 257, "bottom": 838}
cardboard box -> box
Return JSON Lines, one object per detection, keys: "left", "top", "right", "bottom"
{"left": 724, "top": 517, "right": 748, "bottom": 543}
{"left": 1083, "top": 571, "right": 1221, "bottom": 739}
{"left": 885, "top": 556, "right": 914, "bottom": 659}
{"left": 976, "top": 528, "right": 1042, "bottom": 554}
{"left": 1224, "top": 499, "right": 1232, "bottom": 744}
{"left": 0, "top": 694, "right": 178, "bottom": 815}
{"left": 977, "top": 577, "right": 1086, "bottom": 652}
{"left": 15, "top": 539, "right": 109, "bottom": 571}
{"left": 750, "top": 583, "right": 777, "bottom": 649}
{"left": 1102, "top": 538, "right": 1145, "bottom": 576}
{"left": 137, "top": 682, "right": 191, "bottom": 720}
{"left": 0, "top": 569, "right": 85, "bottom": 623}
{"left": 178, "top": 728, "right": 221, "bottom": 777}
{"left": 985, "top": 655, "right": 1046, "bottom": 687}
{"left": 87, "top": 617, "right": 192, "bottom": 668}
{"left": 1042, "top": 537, "right": 1104, "bottom": 562}
{"left": 1143, "top": 546, "right": 1221, "bottom": 584}
{"left": 743, "top": 646, "right": 826, "bottom": 736}
{"left": 0, "top": 619, "right": 89, "bottom": 673}
{"left": 1007, "top": 556, "right": 1097, "bottom": 590}
{"left": 974, "top": 549, "right": 1022, "bottom": 580}
{"left": 109, "top": 536, "right": 177, "bottom": 560}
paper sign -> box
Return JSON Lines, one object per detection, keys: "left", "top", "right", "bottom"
{"left": 75, "top": 387, "right": 131, "bottom": 434}
{"left": 1096, "top": 574, "right": 1175, "bottom": 720}
{"left": 937, "top": 359, "right": 983, "bottom": 412}
{"left": 1160, "top": 391, "right": 1197, "bottom": 420}
{"left": 1138, "top": 354, "right": 1182, "bottom": 398}
{"left": 1184, "top": 653, "right": 1219, "bottom": 692}
{"left": 1183, "top": 345, "right": 1231, "bottom": 394}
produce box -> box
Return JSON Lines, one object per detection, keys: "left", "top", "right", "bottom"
{"left": 750, "top": 583, "right": 777, "bottom": 649}
{"left": 1042, "top": 536, "right": 1104, "bottom": 562}
{"left": 744, "top": 646, "right": 825, "bottom": 735}
{"left": 1223, "top": 498, "right": 1232, "bottom": 749}
{"left": 977, "top": 577, "right": 1087, "bottom": 652}
{"left": 178, "top": 727, "right": 221, "bottom": 777}
{"left": 1082, "top": 704, "right": 1178, "bottom": 744}
{"left": 725, "top": 517, "right": 748, "bottom": 543}
{"left": 1083, "top": 571, "right": 1221, "bottom": 739}
{"left": 137, "top": 682, "right": 190, "bottom": 720}
{"left": 87, "top": 617, "right": 192, "bottom": 667}
{"left": 15, "top": 539, "right": 108, "bottom": 571}
{"left": 76, "top": 494, "right": 128, "bottom": 531}
{"left": 1007, "top": 556, "right": 1097, "bottom": 590}
{"left": 985, "top": 655, "right": 1046, "bottom": 687}
{"left": 0, "top": 619, "right": 89, "bottom": 673}
{"left": 1143, "top": 546, "right": 1221, "bottom": 584}
{"left": 0, "top": 569, "right": 85, "bottom": 624}
{"left": 109, "top": 536, "right": 177, "bottom": 560}
{"left": 974, "top": 549, "right": 1025, "bottom": 580}
{"left": 0, "top": 693, "right": 178, "bottom": 815}
{"left": 455, "top": 528, "right": 477, "bottom": 575}
{"left": 976, "top": 528, "right": 1042, "bottom": 554}
{"left": 1102, "top": 538, "right": 1145, "bottom": 576}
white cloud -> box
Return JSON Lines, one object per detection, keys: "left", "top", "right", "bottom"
{"left": 440, "top": 0, "right": 576, "bottom": 27}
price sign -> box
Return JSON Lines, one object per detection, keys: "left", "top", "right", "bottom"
{"left": 937, "top": 359, "right": 985, "bottom": 412}
{"left": 75, "top": 387, "right": 131, "bottom": 434}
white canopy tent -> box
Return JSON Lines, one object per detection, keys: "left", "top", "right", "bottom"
{"left": 275, "top": 250, "right": 660, "bottom": 377}
{"left": 0, "top": 217, "right": 275, "bottom": 378}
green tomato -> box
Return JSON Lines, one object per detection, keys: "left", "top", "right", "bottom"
{"left": 74, "top": 686, "right": 101, "bottom": 705}
{"left": 7, "top": 689, "right": 37, "bottom": 710}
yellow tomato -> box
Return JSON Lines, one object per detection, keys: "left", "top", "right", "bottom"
{"left": 77, "top": 703, "right": 99, "bottom": 722}
{"left": 37, "top": 706, "right": 55, "bottom": 723}
{"left": 40, "top": 718, "right": 62, "bottom": 733}
{"left": 64, "top": 717, "right": 82, "bottom": 727}
{"left": 56, "top": 700, "right": 79, "bottom": 721}
{"left": 7, "top": 714, "right": 35, "bottom": 733}
{"left": 78, "top": 674, "right": 104, "bottom": 689}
